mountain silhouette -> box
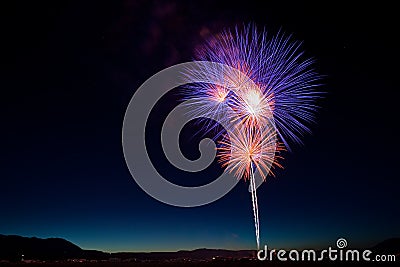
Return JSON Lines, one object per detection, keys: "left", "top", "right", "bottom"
{"left": 0, "top": 234, "right": 108, "bottom": 261}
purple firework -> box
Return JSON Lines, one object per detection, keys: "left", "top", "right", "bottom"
{"left": 183, "top": 24, "right": 322, "bottom": 150}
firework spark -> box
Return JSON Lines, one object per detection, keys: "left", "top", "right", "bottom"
{"left": 183, "top": 24, "right": 321, "bottom": 249}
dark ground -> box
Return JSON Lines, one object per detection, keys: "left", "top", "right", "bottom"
{"left": 0, "top": 261, "right": 399, "bottom": 267}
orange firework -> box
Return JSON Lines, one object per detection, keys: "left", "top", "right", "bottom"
{"left": 217, "top": 124, "right": 284, "bottom": 250}
{"left": 217, "top": 125, "right": 284, "bottom": 181}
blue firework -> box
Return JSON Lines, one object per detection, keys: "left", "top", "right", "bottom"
{"left": 183, "top": 24, "right": 322, "bottom": 150}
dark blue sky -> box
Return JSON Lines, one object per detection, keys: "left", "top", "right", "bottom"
{"left": 1, "top": 1, "right": 399, "bottom": 252}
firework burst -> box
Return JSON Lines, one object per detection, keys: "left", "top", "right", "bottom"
{"left": 185, "top": 24, "right": 322, "bottom": 150}
{"left": 217, "top": 126, "right": 283, "bottom": 181}
{"left": 183, "top": 24, "right": 321, "bottom": 249}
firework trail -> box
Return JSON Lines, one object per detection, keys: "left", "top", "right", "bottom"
{"left": 250, "top": 163, "right": 259, "bottom": 249}
{"left": 183, "top": 24, "right": 321, "bottom": 248}
{"left": 217, "top": 125, "right": 283, "bottom": 249}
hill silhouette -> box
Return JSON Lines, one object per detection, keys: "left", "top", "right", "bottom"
{"left": 0, "top": 234, "right": 108, "bottom": 261}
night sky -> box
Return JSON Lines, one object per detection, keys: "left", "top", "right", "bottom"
{"left": 1, "top": 1, "right": 399, "bottom": 252}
